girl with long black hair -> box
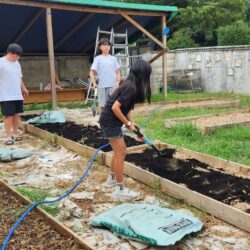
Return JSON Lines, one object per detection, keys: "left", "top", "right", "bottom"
{"left": 99, "top": 59, "right": 152, "bottom": 200}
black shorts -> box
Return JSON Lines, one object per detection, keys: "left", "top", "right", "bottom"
{"left": 0, "top": 100, "right": 24, "bottom": 116}
{"left": 100, "top": 125, "right": 123, "bottom": 139}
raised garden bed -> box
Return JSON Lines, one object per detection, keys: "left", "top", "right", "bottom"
{"left": 165, "top": 109, "right": 250, "bottom": 133}
{"left": 19, "top": 120, "right": 250, "bottom": 233}
{"left": 28, "top": 122, "right": 143, "bottom": 152}
{"left": 133, "top": 98, "right": 240, "bottom": 117}
{"left": 105, "top": 144, "right": 250, "bottom": 233}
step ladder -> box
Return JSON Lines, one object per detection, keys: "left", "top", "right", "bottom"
{"left": 85, "top": 27, "right": 130, "bottom": 104}
{"left": 111, "top": 29, "right": 130, "bottom": 79}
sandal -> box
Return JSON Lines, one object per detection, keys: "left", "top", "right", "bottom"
{"left": 11, "top": 135, "right": 23, "bottom": 141}
{"left": 5, "top": 139, "right": 14, "bottom": 145}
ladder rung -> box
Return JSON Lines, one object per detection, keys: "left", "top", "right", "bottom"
{"left": 113, "top": 34, "right": 127, "bottom": 38}
{"left": 99, "top": 30, "right": 112, "bottom": 35}
{"left": 115, "top": 55, "right": 128, "bottom": 57}
{"left": 113, "top": 44, "right": 128, "bottom": 48}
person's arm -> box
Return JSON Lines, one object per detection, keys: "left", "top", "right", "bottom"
{"left": 21, "top": 79, "right": 29, "bottom": 97}
{"left": 89, "top": 69, "right": 97, "bottom": 89}
{"left": 112, "top": 101, "right": 136, "bottom": 131}
{"left": 115, "top": 69, "right": 121, "bottom": 88}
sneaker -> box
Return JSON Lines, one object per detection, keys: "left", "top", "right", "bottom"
{"left": 104, "top": 174, "right": 116, "bottom": 188}
{"left": 112, "top": 185, "right": 139, "bottom": 201}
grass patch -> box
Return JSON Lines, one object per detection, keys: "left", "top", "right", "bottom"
{"left": 135, "top": 94, "right": 250, "bottom": 166}
{"left": 138, "top": 119, "right": 250, "bottom": 166}
{"left": 17, "top": 187, "right": 60, "bottom": 216}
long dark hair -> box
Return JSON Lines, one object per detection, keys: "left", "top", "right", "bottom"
{"left": 95, "top": 37, "right": 112, "bottom": 56}
{"left": 125, "top": 59, "right": 152, "bottom": 104}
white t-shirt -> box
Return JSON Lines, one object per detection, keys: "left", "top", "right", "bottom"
{"left": 0, "top": 56, "right": 23, "bottom": 102}
{"left": 91, "top": 55, "right": 120, "bottom": 88}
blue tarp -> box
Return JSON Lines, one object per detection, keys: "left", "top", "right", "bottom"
{"left": 0, "top": 148, "right": 33, "bottom": 162}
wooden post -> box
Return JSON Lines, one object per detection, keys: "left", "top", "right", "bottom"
{"left": 162, "top": 15, "right": 167, "bottom": 97}
{"left": 46, "top": 7, "right": 57, "bottom": 109}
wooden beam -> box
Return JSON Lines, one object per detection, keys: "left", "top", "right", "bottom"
{"left": 81, "top": 17, "right": 127, "bottom": 53}
{"left": 119, "top": 11, "right": 166, "bottom": 49}
{"left": 162, "top": 15, "right": 167, "bottom": 97}
{"left": 46, "top": 7, "right": 57, "bottom": 109}
{"left": 55, "top": 12, "right": 94, "bottom": 49}
{"left": 12, "top": 8, "right": 44, "bottom": 43}
{"left": 148, "top": 50, "right": 165, "bottom": 64}
{"left": 0, "top": 0, "right": 167, "bottom": 17}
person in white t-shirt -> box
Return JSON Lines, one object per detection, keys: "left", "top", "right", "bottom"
{"left": 89, "top": 37, "right": 121, "bottom": 109}
{"left": 0, "top": 44, "right": 29, "bottom": 145}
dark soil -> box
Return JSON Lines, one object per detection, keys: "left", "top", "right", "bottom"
{"left": 25, "top": 121, "right": 143, "bottom": 152}
{"left": 126, "top": 148, "right": 250, "bottom": 212}
{"left": 0, "top": 185, "right": 86, "bottom": 250}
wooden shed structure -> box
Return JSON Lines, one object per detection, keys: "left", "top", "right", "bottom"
{"left": 0, "top": 0, "right": 178, "bottom": 108}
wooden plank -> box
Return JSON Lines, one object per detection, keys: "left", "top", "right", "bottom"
{"left": 0, "top": 179, "right": 93, "bottom": 250}
{"left": 46, "top": 7, "right": 57, "bottom": 109}
{"left": 148, "top": 50, "right": 165, "bottom": 64}
{"left": 204, "top": 120, "right": 250, "bottom": 133}
{"left": 105, "top": 151, "right": 250, "bottom": 233}
{"left": 132, "top": 100, "right": 240, "bottom": 117}
{"left": 23, "top": 88, "right": 87, "bottom": 104}
{"left": 25, "top": 124, "right": 106, "bottom": 163}
{"left": 0, "top": 0, "right": 166, "bottom": 16}
{"left": 119, "top": 11, "right": 166, "bottom": 49}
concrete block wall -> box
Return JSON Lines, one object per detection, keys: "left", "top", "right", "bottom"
{"left": 20, "top": 56, "right": 90, "bottom": 88}
{"left": 144, "top": 45, "right": 250, "bottom": 94}
{"left": 142, "top": 52, "right": 175, "bottom": 93}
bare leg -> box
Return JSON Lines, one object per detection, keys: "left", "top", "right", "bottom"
{"left": 109, "top": 136, "right": 126, "bottom": 183}
{"left": 13, "top": 113, "right": 19, "bottom": 135}
{"left": 3, "top": 116, "right": 14, "bottom": 139}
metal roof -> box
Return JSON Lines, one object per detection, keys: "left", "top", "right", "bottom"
{"left": 0, "top": 0, "right": 178, "bottom": 55}
{"left": 46, "top": 0, "right": 178, "bottom": 13}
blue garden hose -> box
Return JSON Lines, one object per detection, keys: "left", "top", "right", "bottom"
{"left": 1, "top": 143, "right": 109, "bottom": 250}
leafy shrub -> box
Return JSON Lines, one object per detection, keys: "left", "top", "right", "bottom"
{"left": 217, "top": 21, "right": 250, "bottom": 45}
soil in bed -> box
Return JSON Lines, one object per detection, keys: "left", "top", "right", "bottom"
{"left": 126, "top": 148, "right": 250, "bottom": 212}
{"left": 0, "top": 185, "right": 86, "bottom": 250}
{"left": 27, "top": 122, "right": 143, "bottom": 152}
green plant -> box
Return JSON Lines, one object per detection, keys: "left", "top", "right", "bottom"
{"left": 17, "top": 187, "right": 60, "bottom": 216}
{"left": 218, "top": 21, "right": 250, "bottom": 46}
{"left": 45, "top": 133, "right": 58, "bottom": 147}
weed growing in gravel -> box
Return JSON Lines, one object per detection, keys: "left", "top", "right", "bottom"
{"left": 17, "top": 187, "right": 60, "bottom": 216}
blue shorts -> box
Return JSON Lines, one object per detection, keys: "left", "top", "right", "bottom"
{"left": 0, "top": 100, "right": 24, "bottom": 116}
{"left": 100, "top": 125, "right": 123, "bottom": 139}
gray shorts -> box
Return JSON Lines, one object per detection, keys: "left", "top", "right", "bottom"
{"left": 98, "top": 87, "right": 115, "bottom": 108}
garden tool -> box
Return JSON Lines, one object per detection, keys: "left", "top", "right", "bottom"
{"left": 92, "top": 88, "right": 98, "bottom": 117}
{"left": 133, "top": 126, "right": 167, "bottom": 157}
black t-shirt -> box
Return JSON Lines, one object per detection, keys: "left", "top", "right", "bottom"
{"left": 99, "top": 82, "right": 136, "bottom": 127}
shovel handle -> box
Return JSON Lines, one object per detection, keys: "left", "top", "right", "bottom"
{"left": 132, "top": 125, "right": 144, "bottom": 138}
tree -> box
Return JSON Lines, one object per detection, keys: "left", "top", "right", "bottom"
{"left": 167, "top": 28, "right": 198, "bottom": 49}
{"left": 217, "top": 20, "right": 250, "bottom": 45}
